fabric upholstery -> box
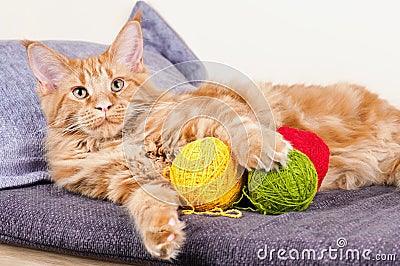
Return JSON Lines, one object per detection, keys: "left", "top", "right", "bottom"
{"left": 1, "top": 183, "right": 398, "bottom": 265}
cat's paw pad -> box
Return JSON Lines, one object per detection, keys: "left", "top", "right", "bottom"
{"left": 143, "top": 213, "right": 186, "bottom": 260}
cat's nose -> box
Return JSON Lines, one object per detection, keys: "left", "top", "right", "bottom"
{"left": 95, "top": 102, "right": 113, "bottom": 113}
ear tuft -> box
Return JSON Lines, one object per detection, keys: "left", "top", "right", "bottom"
{"left": 131, "top": 9, "right": 142, "bottom": 23}
{"left": 21, "top": 40, "right": 35, "bottom": 48}
{"left": 108, "top": 21, "right": 144, "bottom": 72}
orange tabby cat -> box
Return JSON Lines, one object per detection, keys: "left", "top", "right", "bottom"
{"left": 24, "top": 18, "right": 400, "bottom": 260}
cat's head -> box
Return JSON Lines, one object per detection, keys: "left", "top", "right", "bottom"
{"left": 24, "top": 18, "right": 147, "bottom": 140}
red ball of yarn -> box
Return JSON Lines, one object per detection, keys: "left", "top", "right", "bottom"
{"left": 277, "top": 126, "right": 330, "bottom": 190}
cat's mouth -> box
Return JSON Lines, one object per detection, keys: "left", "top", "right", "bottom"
{"left": 91, "top": 113, "right": 123, "bottom": 126}
{"left": 76, "top": 109, "right": 126, "bottom": 138}
{"left": 80, "top": 115, "right": 123, "bottom": 138}
{"left": 92, "top": 116, "right": 120, "bottom": 129}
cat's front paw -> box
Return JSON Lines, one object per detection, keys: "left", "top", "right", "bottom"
{"left": 142, "top": 206, "right": 186, "bottom": 260}
{"left": 266, "top": 132, "right": 292, "bottom": 170}
{"left": 127, "top": 186, "right": 186, "bottom": 260}
{"left": 237, "top": 130, "right": 292, "bottom": 171}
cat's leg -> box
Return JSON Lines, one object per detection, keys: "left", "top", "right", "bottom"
{"left": 320, "top": 152, "right": 380, "bottom": 190}
{"left": 202, "top": 107, "right": 292, "bottom": 171}
{"left": 378, "top": 142, "right": 400, "bottom": 187}
{"left": 171, "top": 116, "right": 292, "bottom": 172}
{"left": 386, "top": 158, "right": 400, "bottom": 187}
{"left": 220, "top": 122, "right": 292, "bottom": 171}
{"left": 55, "top": 144, "right": 185, "bottom": 259}
{"left": 219, "top": 108, "right": 293, "bottom": 171}
{"left": 320, "top": 141, "right": 400, "bottom": 190}
{"left": 388, "top": 133, "right": 400, "bottom": 187}
{"left": 124, "top": 138, "right": 185, "bottom": 260}
{"left": 149, "top": 94, "right": 292, "bottom": 172}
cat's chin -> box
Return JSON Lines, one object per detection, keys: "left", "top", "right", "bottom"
{"left": 85, "top": 122, "right": 122, "bottom": 140}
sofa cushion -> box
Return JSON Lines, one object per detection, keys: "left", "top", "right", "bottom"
{"left": 0, "top": 1, "right": 205, "bottom": 189}
{"left": 1, "top": 183, "right": 399, "bottom": 265}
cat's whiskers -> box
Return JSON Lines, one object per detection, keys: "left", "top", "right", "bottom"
{"left": 47, "top": 114, "right": 81, "bottom": 129}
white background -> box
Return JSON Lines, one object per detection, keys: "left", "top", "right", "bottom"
{"left": 1, "top": 0, "right": 399, "bottom": 107}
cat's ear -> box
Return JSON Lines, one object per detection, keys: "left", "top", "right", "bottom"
{"left": 24, "top": 41, "right": 71, "bottom": 95}
{"left": 108, "top": 21, "right": 144, "bottom": 72}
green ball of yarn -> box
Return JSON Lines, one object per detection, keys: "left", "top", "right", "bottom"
{"left": 246, "top": 149, "right": 318, "bottom": 215}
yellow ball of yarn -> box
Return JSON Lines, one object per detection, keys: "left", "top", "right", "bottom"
{"left": 168, "top": 137, "right": 242, "bottom": 212}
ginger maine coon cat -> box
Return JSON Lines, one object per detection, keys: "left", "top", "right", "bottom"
{"left": 24, "top": 17, "right": 400, "bottom": 260}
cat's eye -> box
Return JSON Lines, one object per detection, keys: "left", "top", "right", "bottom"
{"left": 111, "top": 78, "right": 125, "bottom": 93}
{"left": 72, "top": 87, "right": 89, "bottom": 99}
